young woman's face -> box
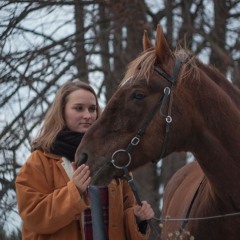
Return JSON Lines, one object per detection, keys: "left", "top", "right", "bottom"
{"left": 64, "top": 89, "right": 98, "bottom": 133}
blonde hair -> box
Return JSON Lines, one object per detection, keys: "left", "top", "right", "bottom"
{"left": 32, "top": 80, "right": 101, "bottom": 152}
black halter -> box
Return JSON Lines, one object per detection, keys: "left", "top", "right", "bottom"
{"left": 109, "top": 58, "right": 182, "bottom": 240}
{"left": 111, "top": 57, "right": 182, "bottom": 169}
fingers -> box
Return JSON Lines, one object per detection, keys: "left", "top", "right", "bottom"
{"left": 71, "top": 162, "right": 77, "bottom": 170}
{"left": 72, "top": 164, "right": 91, "bottom": 193}
{"left": 133, "top": 201, "right": 155, "bottom": 221}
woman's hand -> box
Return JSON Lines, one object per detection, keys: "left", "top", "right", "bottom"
{"left": 133, "top": 201, "right": 155, "bottom": 221}
{"left": 71, "top": 163, "right": 91, "bottom": 193}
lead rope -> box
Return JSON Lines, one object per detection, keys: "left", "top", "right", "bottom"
{"left": 123, "top": 166, "right": 162, "bottom": 240}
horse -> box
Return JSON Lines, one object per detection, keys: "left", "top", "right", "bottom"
{"left": 75, "top": 25, "right": 240, "bottom": 239}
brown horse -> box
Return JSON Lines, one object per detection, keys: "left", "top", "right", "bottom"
{"left": 75, "top": 25, "right": 240, "bottom": 239}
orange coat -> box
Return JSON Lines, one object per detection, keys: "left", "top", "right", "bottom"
{"left": 16, "top": 150, "right": 149, "bottom": 240}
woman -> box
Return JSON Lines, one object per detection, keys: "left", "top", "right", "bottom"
{"left": 16, "top": 80, "right": 154, "bottom": 240}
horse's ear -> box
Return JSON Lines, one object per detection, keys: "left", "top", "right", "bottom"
{"left": 143, "top": 30, "right": 153, "bottom": 51}
{"left": 155, "top": 25, "right": 171, "bottom": 63}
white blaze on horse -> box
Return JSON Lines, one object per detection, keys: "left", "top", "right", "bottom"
{"left": 76, "top": 25, "right": 240, "bottom": 240}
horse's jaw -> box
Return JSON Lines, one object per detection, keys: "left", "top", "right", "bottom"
{"left": 76, "top": 151, "right": 124, "bottom": 185}
{"left": 90, "top": 160, "right": 119, "bottom": 185}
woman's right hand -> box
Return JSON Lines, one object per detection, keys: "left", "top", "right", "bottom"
{"left": 72, "top": 163, "right": 91, "bottom": 193}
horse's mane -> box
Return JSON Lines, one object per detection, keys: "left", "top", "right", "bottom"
{"left": 121, "top": 47, "right": 201, "bottom": 86}
{"left": 121, "top": 47, "right": 240, "bottom": 108}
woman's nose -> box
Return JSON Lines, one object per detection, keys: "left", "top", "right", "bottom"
{"left": 83, "top": 110, "right": 91, "bottom": 118}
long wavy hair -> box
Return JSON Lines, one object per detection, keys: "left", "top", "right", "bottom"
{"left": 32, "top": 80, "right": 101, "bottom": 152}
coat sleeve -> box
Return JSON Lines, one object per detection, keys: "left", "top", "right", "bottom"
{"left": 121, "top": 179, "right": 151, "bottom": 240}
{"left": 15, "top": 151, "right": 88, "bottom": 234}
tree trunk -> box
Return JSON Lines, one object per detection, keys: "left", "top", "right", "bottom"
{"left": 74, "top": 0, "right": 88, "bottom": 82}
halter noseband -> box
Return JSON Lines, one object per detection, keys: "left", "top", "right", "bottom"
{"left": 111, "top": 57, "right": 182, "bottom": 169}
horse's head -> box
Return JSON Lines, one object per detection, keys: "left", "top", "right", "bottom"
{"left": 75, "top": 25, "right": 193, "bottom": 185}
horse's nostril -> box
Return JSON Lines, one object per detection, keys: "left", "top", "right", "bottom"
{"left": 76, "top": 152, "right": 88, "bottom": 166}
{"left": 82, "top": 153, "right": 88, "bottom": 164}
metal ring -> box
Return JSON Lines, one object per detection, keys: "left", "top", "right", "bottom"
{"left": 166, "top": 116, "right": 172, "bottom": 123}
{"left": 164, "top": 87, "right": 171, "bottom": 95}
{"left": 111, "top": 149, "right": 131, "bottom": 169}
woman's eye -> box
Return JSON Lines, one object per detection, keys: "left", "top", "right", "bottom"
{"left": 132, "top": 92, "right": 145, "bottom": 100}
{"left": 89, "top": 107, "right": 96, "bottom": 113}
{"left": 75, "top": 107, "right": 81, "bottom": 111}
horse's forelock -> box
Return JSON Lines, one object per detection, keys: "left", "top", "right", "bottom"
{"left": 120, "top": 47, "right": 201, "bottom": 87}
{"left": 121, "top": 50, "right": 156, "bottom": 86}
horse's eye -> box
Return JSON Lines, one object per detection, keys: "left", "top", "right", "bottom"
{"left": 132, "top": 92, "right": 145, "bottom": 100}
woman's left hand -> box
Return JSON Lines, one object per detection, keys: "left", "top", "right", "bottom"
{"left": 133, "top": 201, "right": 155, "bottom": 221}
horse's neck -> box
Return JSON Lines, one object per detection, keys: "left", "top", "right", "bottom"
{"left": 195, "top": 64, "right": 240, "bottom": 149}
{"left": 198, "top": 69, "right": 239, "bottom": 140}
{"left": 200, "top": 63, "right": 240, "bottom": 108}
{"left": 191, "top": 66, "right": 240, "bottom": 209}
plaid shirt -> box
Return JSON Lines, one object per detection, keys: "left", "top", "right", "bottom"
{"left": 84, "top": 186, "right": 109, "bottom": 240}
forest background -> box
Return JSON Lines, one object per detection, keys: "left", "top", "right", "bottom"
{"left": 1, "top": 0, "right": 240, "bottom": 239}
